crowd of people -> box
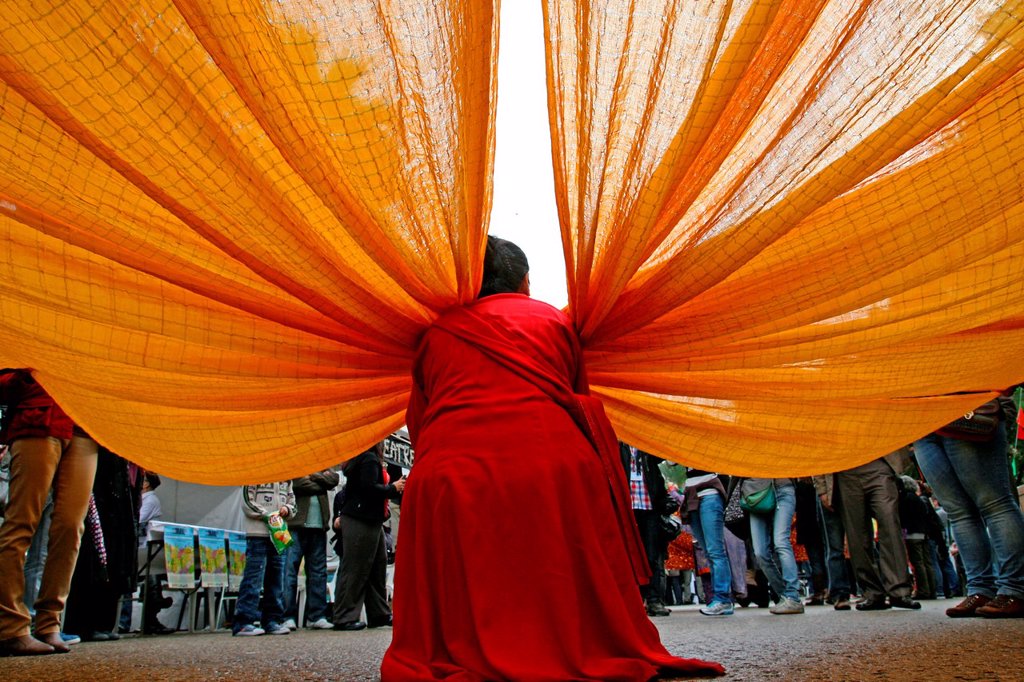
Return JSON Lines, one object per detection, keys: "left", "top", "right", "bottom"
{"left": 620, "top": 391, "right": 1023, "bottom": 623}
{"left": 1, "top": 237, "right": 1022, "bottom": 681}
{"left": 0, "top": 369, "right": 410, "bottom": 654}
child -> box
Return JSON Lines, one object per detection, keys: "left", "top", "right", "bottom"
{"left": 233, "top": 481, "right": 296, "bottom": 636}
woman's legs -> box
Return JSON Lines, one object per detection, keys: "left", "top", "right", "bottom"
{"left": 770, "top": 484, "right": 801, "bottom": 601}
{"left": 749, "top": 509, "right": 785, "bottom": 600}
{"left": 694, "top": 494, "right": 733, "bottom": 605}
{"left": 916, "top": 427, "right": 1024, "bottom": 599}
{"left": 916, "top": 435, "right": 996, "bottom": 597}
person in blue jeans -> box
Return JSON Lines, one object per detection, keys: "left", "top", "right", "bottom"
{"left": 234, "top": 481, "right": 296, "bottom": 636}
{"left": 915, "top": 411, "right": 1024, "bottom": 619}
{"left": 748, "top": 479, "right": 804, "bottom": 615}
{"left": 282, "top": 469, "right": 339, "bottom": 630}
{"left": 812, "top": 473, "right": 853, "bottom": 609}
{"left": 684, "top": 470, "right": 734, "bottom": 616}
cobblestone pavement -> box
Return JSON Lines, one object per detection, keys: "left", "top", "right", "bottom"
{"left": 5, "top": 600, "right": 1022, "bottom": 681}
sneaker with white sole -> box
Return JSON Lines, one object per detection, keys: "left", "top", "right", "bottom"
{"left": 307, "top": 618, "right": 334, "bottom": 630}
{"left": 699, "top": 601, "right": 734, "bottom": 616}
{"left": 769, "top": 597, "right": 805, "bottom": 615}
{"left": 265, "top": 622, "right": 291, "bottom": 635}
{"left": 281, "top": 618, "right": 298, "bottom": 631}
{"left": 233, "top": 624, "right": 265, "bottom": 637}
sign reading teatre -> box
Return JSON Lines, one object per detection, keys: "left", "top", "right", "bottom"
{"left": 383, "top": 433, "right": 414, "bottom": 469}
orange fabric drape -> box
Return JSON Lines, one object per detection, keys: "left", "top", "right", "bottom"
{"left": 1, "top": 0, "right": 1022, "bottom": 482}
{"left": 0, "top": 0, "right": 497, "bottom": 482}
{"left": 545, "top": 0, "right": 1024, "bottom": 474}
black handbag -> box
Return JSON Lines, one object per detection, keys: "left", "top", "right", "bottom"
{"left": 937, "top": 399, "right": 1001, "bottom": 441}
{"left": 659, "top": 513, "right": 683, "bottom": 542}
{"left": 724, "top": 480, "right": 745, "bottom": 525}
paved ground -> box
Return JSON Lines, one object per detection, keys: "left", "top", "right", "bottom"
{"left": 5, "top": 600, "right": 1022, "bottom": 681}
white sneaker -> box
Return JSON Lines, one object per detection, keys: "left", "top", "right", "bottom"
{"left": 307, "top": 618, "right": 333, "bottom": 630}
{"left": 265, "top": 622, "right": 291, "bottom": 635}
{"left": 699, "top": 601, "right": 734, "bottom": 616}
{"left": 281, "top": 618, "right": 298, "bottom": 631}
{"left": 769, "top": 597, "right": 806, "bottom": 615}
{"left": 233, "top": 624, "right": 265, "bottom": 636}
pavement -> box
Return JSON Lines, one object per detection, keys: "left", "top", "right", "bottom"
{"left": 4, "top": 600, "right": 1022, "bottom": 681}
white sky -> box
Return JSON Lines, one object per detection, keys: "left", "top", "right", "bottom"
{"left": 490, "top": 2, "right": 568, "bottom": 308}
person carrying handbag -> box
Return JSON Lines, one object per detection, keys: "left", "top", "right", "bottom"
{"left": 914, "top": 392, "right": 1024, "bottom": 618}
{"left": 744, "top": 478, "right": 804, "bottom": 615}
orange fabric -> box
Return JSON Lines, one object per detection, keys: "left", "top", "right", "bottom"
{"left": 545, "top": 0, "right": 1024, "bottom": 474}
{"left": 0, "top": 1, "right": 1022, "bottom": 482}
{"left": 0, "top": 0, "right": 497, "bottom": 482}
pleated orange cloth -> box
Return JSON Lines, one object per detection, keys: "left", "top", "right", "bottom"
{"left": 382, "top": 294, "right": 723, "bottom": 681}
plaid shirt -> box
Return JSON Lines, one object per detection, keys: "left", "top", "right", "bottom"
{"left": 628, "top": 447, "right": 653, "bottom": 510}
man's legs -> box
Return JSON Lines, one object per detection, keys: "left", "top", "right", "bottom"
{"left": 907, "top": 539, "right": 935, "bottom": 598}
{"left": 837, "top": 468, "right": 885, "bottom": 602}
{"left": 34, "top": 435, "right": 98, "bottom": 636}
{"left": 819, "top": 499, "right": 851, "bottom": 601}
{"left": 301, "top": 529, "right": 329, "bottom": 623}
{"left": 233, "top": 537, "right": 269, "bottom": 632}
{"left": 862, "top": 462, "right": 912, "bottom": 599}
{"left": 282, "top": 536, "right": 304, "bottom": 624}
{"left": 632, "top": 510, "right": 668, "bottom": 610}
{"left": 260, "top": 542, "right": 287, "bottom": 629}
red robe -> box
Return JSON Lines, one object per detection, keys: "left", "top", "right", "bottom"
{"left": 382, "top": 294, "right": 723, "bottom": 681}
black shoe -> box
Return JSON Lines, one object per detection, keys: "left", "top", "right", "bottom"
{"left": 646, "top": 601, "right": 671, "bottom": 617}
{"left": 855, "top": 597, "right": 890, "bottom": 611}
{"left": 890, "top": 596, "right": 921, "bottom": 610}
{"left": 332, "top": 621, "right": 367, "bottom": 631}
{"left": 144, "top": 624, "right": 176, "bottom": 635}
{"left": 804, "top": 593, "right": 825, "bottom": 606}
{"left": 367, "top": 615, "right": 393, "bottom": 628}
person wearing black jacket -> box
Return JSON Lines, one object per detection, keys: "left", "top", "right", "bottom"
{"left": 619, "top": 443, "right": 676, "bottom": 617}
{"left": 898, "top": 476, "right": 937, "bottom": 600}
{"left": 332, "top": 443, "right": 404, "bottom": 631}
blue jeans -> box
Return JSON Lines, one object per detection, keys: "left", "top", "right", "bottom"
{"left": 22, "top": 492, "right": 54, "bottom": 616}
{"left": 915, "top": 424, "right": 1024, "bottom": 599}
{"left": 929, "top": 539, "right": 959, "bottom": 598}
{"left": 233, "top": 536, "right": 286, "bottom": 633}
{"left": 689, "top": 492, "right": 733, "bottom": 605}
{"left": 749, "top": 483, "right": 801, "bottom": 601}
{"left": 283, "top": 527, "right": 329, "bottom": 624}
{"left": 818, "top": 498, "right": 851, "bottom": 599}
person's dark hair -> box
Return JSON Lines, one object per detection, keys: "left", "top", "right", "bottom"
{"left": 145, "top": 472, "right": 162, "bottom": 490}
{"left": 479, "top": 236, "right": 529, "bottom": 298}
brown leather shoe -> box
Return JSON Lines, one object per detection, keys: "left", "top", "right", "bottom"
{"left": 945, "top": 594, "right": 991, "bottom": 618}
{"left": 0, "top": 634, "right": 55, "bottom": 657}
{"left": 976, "top": 595, "right": 1024, "bottom": 618}
{"left": 35, "top": 632, "right": 71, "bottom": 653}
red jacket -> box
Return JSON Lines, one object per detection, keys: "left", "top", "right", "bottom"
{"left": 0, "top": 370, "right": 76, "bottom": 443}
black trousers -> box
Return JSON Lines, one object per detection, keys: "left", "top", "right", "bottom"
{"left": 836, "top": 459, "right": 912, "bottom": 601}
{"left": 333, "top": 515, "right": 390, "bottom": 625}
{"left": 633, "top": 509, "right": 667, "bottom": 604}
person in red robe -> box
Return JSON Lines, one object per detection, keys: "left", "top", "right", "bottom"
{"left": 381, "top": 237, "right": 724, "bottom": 681}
